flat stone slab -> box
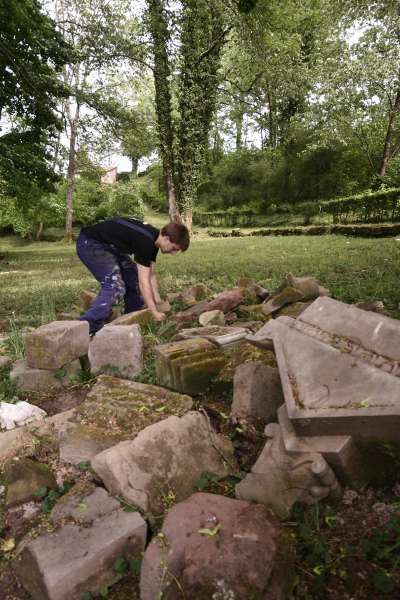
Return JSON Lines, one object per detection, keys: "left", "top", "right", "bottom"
{"left": 24, "top": 320, "right": 89, "bottom": 370}
{"left": 5, "top": 458, "right": 58, "bottom": 507}
{"left": 16, "top": 497, "right": 146, "bottom": 600}
{"left": 92, "top": 411, "right": 235, "bottom": 515}
{"left": 88, "top": 324, "right": 143, "bottom": 379}
{"left": 50, "top": 484, "right": 120, "bottom": 524}
{"left": 110, "top": 308, "right": 155, "bottom": 327}
{"left": 231, "top": 362, "right": 283, "bottom": 422}
{"left": 174, "top": 325, "right": 248, "bottom": 346}
{"left": 60, "top": 376, "right": 193, "bottom": 464}
{"left": 269, "top": 300, "right": 400, "bottom": 439}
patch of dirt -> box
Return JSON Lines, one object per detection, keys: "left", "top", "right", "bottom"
{"left": 36, "top": 386, "right": 89, "bottom": 416}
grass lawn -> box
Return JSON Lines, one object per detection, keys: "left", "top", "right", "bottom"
{"left": 1, "top": 232, "right": 400, "bottom": 327}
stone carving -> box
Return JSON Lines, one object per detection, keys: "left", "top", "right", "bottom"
{"left": 236, "top": 423, "right": 342, "bottom": 519}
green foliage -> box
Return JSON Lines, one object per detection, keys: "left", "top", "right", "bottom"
{"left": 322, "top": 188, "right": 400, "bottom": 224}
{"left": 35, "top": 480, "right": 73, "bottom": 513}
{"left": 109, "top": 182, "right": 145, "bottom": 220}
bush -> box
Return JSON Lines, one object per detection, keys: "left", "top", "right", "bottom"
{"left": 108, "top": 182, "right": 145, "bottom": 220}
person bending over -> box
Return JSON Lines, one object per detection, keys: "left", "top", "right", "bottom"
{"left": 76, "top": 217, "right": 190, "bottom": 335}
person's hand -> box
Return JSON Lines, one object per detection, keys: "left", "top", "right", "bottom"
{"left": 152, "top": 310, "right": 166, "bottom": 322}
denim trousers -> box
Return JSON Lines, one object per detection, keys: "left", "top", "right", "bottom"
{"left": 76, "top": 232, "right": 144, "bottom": 334}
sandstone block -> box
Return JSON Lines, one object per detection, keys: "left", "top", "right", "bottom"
{"left": 5, "top": 458, "right": 58, "bottom": 507}
{"left": 88, "top": 324, "right": 143, "bottom": 379}
{"left": 110, "top": 308, "right": 154, "bottom": 327}
{"left": 16, "top": 504, "right": 146, "bottom": 600}
{"left": 25, "top": 321, "right": 89, "bottom": 370}
{"left": 231, "top": 362, "right": 283, "bottom": 422}
{"left": 10, "top": 359, "right": 81, "bottom": 392}
{"left": 92, "top": 411, "right": 235, "bottom": 515}
{"left": 199, "top": 309, "right": 225, "bottom": 327}
{"left": 140, "top": 492, "right": 293, "bottom": 600}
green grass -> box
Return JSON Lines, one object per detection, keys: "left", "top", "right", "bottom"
{"left": 1, "top": 233, "right": 400, "bottom": 327}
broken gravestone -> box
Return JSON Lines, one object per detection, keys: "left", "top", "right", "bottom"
{"left": 154, "top": 337, "right": 227, "bottom": 395}
{"left": 236, "top": 423, "right": 342, "bottom": 519}
{"left": 88, "top": 324, "right": 143, "bottom": 379}
{"left": 231, "top": 361, "right": 284, "bottom": 422}
{"left": 268, "top": 297, "right": 400, "bottom": 440}
{"left": 59, "top": 375, "right": 193, "bottom": 464}
{"left": 92, "top": 411, "right": 236, "bottom": 515}
{"left": 140, "top": 492, "right": 293, "bottom": 600}
{"left": 24, "top": 320, "right": 89, "bottom": 370}
{"left": 16, "top": 485, "right": 146, "bottom": 600}
{"left": 174, "top": 325, "right": 248, "bottom": 347}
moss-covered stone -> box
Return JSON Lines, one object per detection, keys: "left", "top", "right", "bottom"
{"left": 5, "top": 457, "right": 58, "bottom": 507}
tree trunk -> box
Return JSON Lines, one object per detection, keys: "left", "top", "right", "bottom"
{"left": 36, "top": 222, "right": 44, "bottom": 241}
{"left": 379, "top": 88, "right": 400, "bottom": 178}
{"left": 64, "top": 102, "right": 80, "bottom": 242}
{"left": 131, "top": 156, "right": 139, "bottom": 176}
{"left": 166, "top": 171, "right": 181, "bottom": 223}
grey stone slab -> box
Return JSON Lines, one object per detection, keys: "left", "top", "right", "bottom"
{"left": 51, "top": 484, "right": 120, "bottom": 524}
{"left": 25, "top": 321, "right": 89, "bottom": 370}
{"left": 88, "top": 324, "right": 143, "bottom": 379}
{"left": 16, "top": 507, "right": 146, "bottom": 600}
{"left": 245, "top": 319, "right": 276, "bottom": 350}
{"left": 300, "top": 296, "right": 400, "bottom": 361}
{"left": 92, "top": 411, "right": 235, "bottom": 515}
{"left": 271, "top": 315, "right": 400, "bottom": 439}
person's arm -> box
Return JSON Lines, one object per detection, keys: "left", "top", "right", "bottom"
{"left": 137, "top": 264, "right": 166, "bottom": 321}
{"left": 150, "top": 261, "right": 162, "bottom": 304}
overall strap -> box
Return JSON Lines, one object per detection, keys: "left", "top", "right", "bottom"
{"left": 113, "top": 218, "right": 156, "bottom": 243}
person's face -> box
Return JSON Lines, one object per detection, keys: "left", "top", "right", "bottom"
{"left": 159, "top": 236, "right": 181, "bottom": 254}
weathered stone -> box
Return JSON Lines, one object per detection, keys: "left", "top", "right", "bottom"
{"left": 285, "top": 273, "right": 321, "bottom": 301}
{"left": 0, "top": 355, "right": 12, "bottom": 368}
{"left": 236, "top": 277, "right": 270, "bottom": 300}
{"left": 25, "top": 321, "right": 90, "bottom": 370}
{"left": 277, "top": 405, "right": 368, "bottom": 487}
{"left": 271, "top": 307, "right": 400, "bottom": 439}
{"left": 246, "top": 320, "right": 276, "bottom": 350}
{"left": 216, "top": 342, "right": 277, "bottom": 387}
{"left": 88, "top": 324, "right": 143, "bottom": 379}
{"left": 354, "top": 300, "right": 387, "bottom": 314}
{"left": 199, "top": 309, "right": 225, "bottom": 327}
{"left": 51, "top": 483, "right": 120, "bottom": 523}
{"left": 207, "top": 288, "right": 244, "bottom": 313}
{"left": 92, "top": 411, "right": 235, "bottom": 515}
{"left": 140, "top": 492, "right": 292, "bottom": 600}
{"left": 63, "top": 375, "right": 193, "bottom": 458}
{"left": 10, "top": 359, "right": 82, "bottom": 392}
{"left": 5, "top": 458, "right": 58, "bottom": 507}
{"left": 110, "top": 308, "right": 154, "bottom": 327}
{"left": 190, "top": 283, "right": 211, "bottom": 301}
{"left": 16, "top": 503, "right": 146, "bottom": 600}
{"left": 275, "top": 301, "right": 313, "bottom": 318}
{"left": 236, "top": 423, "right": 342, "bottom": 519}
{"left": 173, "top": 300, "right": 211, "bottom": 323}
{"left": 154, "top": 337, "right": 226, "bottom": 393}
{"left": 156, "top": 300, "right": 171, "bottom": 313}
{"left": 79, "top": 290, "right": 96, "bottom": 311}
{"left": 0, "top": 409, "right": 76, "bottom": 464}
{"left": 231, "top": 362, "right": 283, "bottom": 422}
{"left": 174, "top": 325, "right": 248, "bottom": 347}
{"left": 262, "top": 287, "right": 305, "bottom": 317}
{"left": 238, "top": 303, "right": 265, "bottom": 317}
{"left": 56, "top": 311, "right": 80, "bottom": 321}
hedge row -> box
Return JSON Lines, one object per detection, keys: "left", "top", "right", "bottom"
{"left": 194, "top": 188, "right": 400, "bottom": 227}
{"left": 207, "top": 223, "right": 400, "bottom": 238}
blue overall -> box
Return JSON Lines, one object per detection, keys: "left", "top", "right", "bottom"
{"left": 76, "top": 232, "right": 145, "bottom": 334}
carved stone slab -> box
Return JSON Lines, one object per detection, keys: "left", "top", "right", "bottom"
{"left": 269, "top": 298, "right": 400, "bottom": 440}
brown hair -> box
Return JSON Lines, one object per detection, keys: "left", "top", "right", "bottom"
{"left": 161, "top": 222, "right": 190, "bottom": 251}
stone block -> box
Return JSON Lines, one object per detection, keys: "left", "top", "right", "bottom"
{"left": 174, "top": 325, "right": 248, "bottom": 347}
{"left": 199, "top": 309, "right": 225, "bottom": 327}
{"left": 110, "top": 308, "right": 154, "bottom": 327}
{"left": 246, "top": 320, "right": 275, "bottom": 350}
{"left": 10, "top": 359, "right": 81, "bottom": 392}
{"left": 50, "top": 484, "right": 120, "bottom": 524}
{"left": 231, "top": 361, "right": 284, "bottom": 422}
{"left": 206, "top": 288, "right": 245, "bottom": 313}
{"left": 5, "top": 458, "right": 58, "bottom": 507}
{"left": 16, "top": 502, "right": 146, "bottom": 600}
{"left": 88, "top": 324, "right": 143, "bottom": 379}
{"left": 154, "top": 337, "right": 225, "bottom": 392}
{"left": 60, "top": 375, "right": 193, "bottom": 463}
{"left": 270, "top": 310, "right": 400, "bottom": 440}
{"left": 25, "top": 321, "right": 90, "bottom": 370}
{"left": 262, "top": 287, "right": 305, "bottom": 317}
{"left": 236, "top": 423, "right": 342, "bottom": 519}
{"left": 140, "top": 492, "right": 293, "bottom": 600}
{"left": 92, "top": 411, "right": 236, "bottom": 515}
